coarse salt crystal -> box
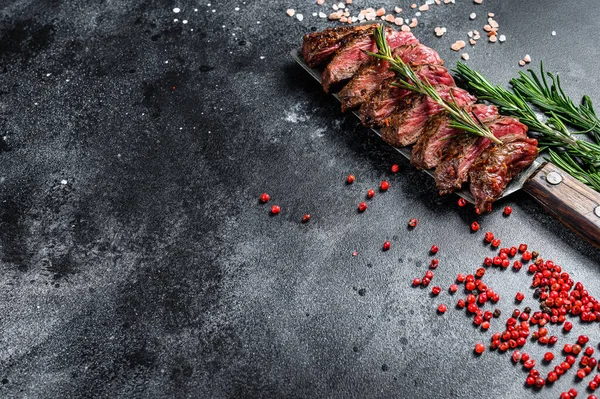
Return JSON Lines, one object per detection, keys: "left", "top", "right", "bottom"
{"left": 490, "top": 20, "right": 499, "bottom": 28}
{"left": 317, "top": 0, "right": 325, "bottom": 4}
{"left": 173, "top": 7, "right": 181, "bottom": 13}
{"left": 319, "top": 12, "right": 327, "bottom": 18}
{"left": 346, "top": 0, "right": 352, "bottom": 4}
{"left": 296, "top": 13, "right": 303, "bottom": 21}
{"left": 451, "top": 40, "right": 466, "bottom": 51}
{"left": 401, "top": 25, "right": 411, "bottom": 32}
{"left": 358, "top": 13, "right": 365, "bottom": 20}
{"left": 332, "top": 4, "right": 338, "bottom": 10}
{"left": 499, "top": 34, "right": 506, "bottom": 42}
{"left": 329, "top": 12, "right": 341, "bottom": 20}
{"left": 61, "top": 179, "right": 68, "bottom": 185}
{"left": 474, "top": 0, "right": 482, "bottom": 3}
{"left": 524, "top": 54, "right": 531, "bottom": 63}
{"left": 469, "top": 38, "right": 476, "bottom": 45}
{"left": 552, "top": 31, "right": 556, "bottom": 36}
{"left": 312, "top": 12, "right": 317, "bottom": 16}
{"left": 415, "top": 12, "right": 421, "bottom": 17}
{"left": 182, "top": 19, "right": 188, "bottom": 24}
{"left": 286, "top": 9, "right": 295, "bottom": 16}
{"left": 338, "top": 2, "right": 345, "bottom": 8}
{"left": 488, "top": 12, "right": 494, "bottom": 17}
{"left": 519, "top": 60, "right": 526, "bottom": 66}
{"left": 489, "top": 35, "right": 497, "bottom": 42}
{"left": 470, "top": 13, "right": 476, "bottom": 19}
{"left": 386, "top": 14, "right": 395, "bottom": 22}
{"left": 376, "top": 8, "right": 385, "bottom": 16}
{"left": 419, "top": 4, "right": 429, "bottom": 11}
{"left": 395, "top": 17, "right": 403, "bottom": 25}
{"left": 395, "top": 6, "right": 402, "bottom": 13}
{"left": 410, "top": 3, "right": 417, "bottom": 9}
{"left": 409, "top": 18, "right": 418, "bottom": 27}
{"left": 340, "top": 16, "right": 347, "bottom": 22}
{"left": 461, "top": 53, "right": 469, "bottom": 60}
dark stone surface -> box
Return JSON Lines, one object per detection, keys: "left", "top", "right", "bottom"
{"left": 0, "top": 0, "right": 599, "bottom": 398}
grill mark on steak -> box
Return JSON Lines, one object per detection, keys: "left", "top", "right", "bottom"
{"left": 434, "top": 110, "right": 529, "bottom": 195}
{"left": 301, "top": 24, "right": 378, "bottom": 68}
{"left": 469, "top": 136, "right": 538, "bottom": 212}
{"left": 321, "top": 29, "right": 418, "bottom": 93}
{"left": 411, "top": 103, "right": 497, "bottom": 170}
{"left": 359, "top": 65, "right": 454, "bottom": 127}
{"left": 380, "top": 86, "right": 476, "bottom": 148}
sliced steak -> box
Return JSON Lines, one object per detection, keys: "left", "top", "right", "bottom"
{"left": 392, "top": 43, "right": 443, "bottom": 67}
{"left": 380, "top": 86, "right": 476, "bottom": 148}
{"left": 339, "top": 58, "right": 394, "bottom": 112}
{"left": 322, "top": 29, "right": 418, "bottom": 93}
{"left": 339, "top": 43, "right": 444, "bottom": 112}
{"left": 411, "top": 103, "right": 496, "bottom": 170}
{"left": 360, "top": 65, "right": 455, "bottom": 127}
{"left": 302, "top": 24, "right": 378, "bottom": 68}
{"left": 434, "top": 111, "right": 529, "bottom": 195}
{"left": 469, "top": 136, "right": 538, "bottom": 212}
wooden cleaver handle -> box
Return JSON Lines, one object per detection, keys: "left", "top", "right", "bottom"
{"left": 523, "top": 162, "right": 600, "bottom": 248}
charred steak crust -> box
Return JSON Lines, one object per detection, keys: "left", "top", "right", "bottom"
{"left": 380, "top": 86, "right": 476, "bottom": 148}
{"left": 411, "top": 103, "right": 498, "bottom": 170}
{"left": 339, "top": 58, "right": 394, "bottom": 112}
{"left": 322, "top": 29, "right": 418, "bottom": 93}
{"left": 469, "top": 136, "right": 538, "bottom": 212}
{"left": 359, "top": 65, "right": 455, "bottom": 127}
{"left": 301, "top": 24, "right": 378, "bottom": 68}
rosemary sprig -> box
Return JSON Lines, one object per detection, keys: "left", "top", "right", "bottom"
{"left": 454, "top": 62, "right": 600, "bottom": 191}
{"left": 510, "top": 64, "right": 600, "bottom": 143}
{"left": 366, "top": 25, "right": 501, "bottom": 145}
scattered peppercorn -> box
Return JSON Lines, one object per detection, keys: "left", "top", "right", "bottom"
{"left": 449, "top": 284, "right": 458, "bottom": 293}
{"left": 271, "top": 205, "right": 281, "bottom": 215}
{"left": 437, "top": 303, "right": 447, "bottom": 313}
{"left": 515, "top": 292, "right": 524, "bottom": 302}
{"left": 430, "top": 259, "right": 439, "bottom": 269}
{"left": 347, "top": 174, "right": 355, "bottom": 184}
{"left": 474, "top": 343, "right": 485, "bottom": 355}
{"left": 367, "top": 189, "right": 375, "bottom": 199}
{"left": 484, "top": 231, "right": 494, "bottom": 243}
{"left": 493, "top": 309, "right": 501, "bottom": 318}
{"left": 358, "top": 202, "right": 367, "bottom": 212}
{"left": 522, "top": 251, "right": 532, "bottom": 261}
{"left": 432, "top": 286, "right": 441, "bottom": 295}
{"left": 380, "top": 180, "right": 390, "bottom": 191}
{"left": 413, "top": 278, "right": 421, "bottom": 287}
{"left": 260, "top": 193, "right": 270, "bottom": 203}
{"left": 391, "top": 164, "right": 399, "bottom": 173}
{"left": 430, "top": 245, "right": 439, "bottom": 254}
{"left": 383, "top": 241, "right": 391, "bottom": 251}
{"left": 544, "top": 352, "right": 555, "bottom": 362}
{"left": 471, "top": 222, "right": 480, "bottom": 231}
{"left": 458, "top": 198, "right": 467, "bottom": 207}
{"left": 503, "top": 206, "right": 513, "bottom": 216}
{"left": 408, "top": 218, "right": 418, "bottom": 227}
{"left": 491, "top": 239, "right": 501, "bottom": 248}
{"left": 518, "top": 243, "right": 527, "bottom": 253}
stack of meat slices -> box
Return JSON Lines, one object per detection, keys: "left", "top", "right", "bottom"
{"left": 302, "top": 24, "right": 538, "bottom": 212}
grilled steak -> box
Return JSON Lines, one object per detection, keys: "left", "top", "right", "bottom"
{"left": 380, "top": 86, "right": 476, "bottom": 148}
{"left": 392, "top": 43, "right": 443, "bottom": 67}
{"left": 339, "top": 43, "right": 444, "bottom": 112}
{"left": 322, "top": 29, "right": 418, "bottom": 93}
{"left": 302, "top": 24, "right": 378, "bottom": 68}
{"left": 411, "top": 103, "right": 496, "bottom": 170}
{"left": 360, "top": 65, "right": 454, "bottom": 127}
{"left": 434, "top": 112, "right": 529, "bottom": 195}
{"left": 469, "top": 136, "right": 538, "bottom": 212}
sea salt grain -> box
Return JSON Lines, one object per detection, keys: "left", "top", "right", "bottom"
{"left": 552, "top": 31, "right": 556, "bottom": 36}
{"left": 286, "top": 9, "right": 295, "bottom": 17}
{"left": 499, "top": 34, "right": 506, "bottom": 42}
{"left": 173, "top": 7, "right": 181, "bottom": 13}
{"left": 296, "top": 13, "right": 304, "bottom": 21}
{"left": 470, "top": 13, "right": 476, "bottom": 19}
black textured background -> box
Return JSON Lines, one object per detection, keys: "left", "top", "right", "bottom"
{"left": 1, "top": 1, "right": 600, "bottom": 398}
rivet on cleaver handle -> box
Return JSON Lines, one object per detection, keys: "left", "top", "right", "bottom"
{"left": 523, "top": 162, "right": 600, "bottom": 248}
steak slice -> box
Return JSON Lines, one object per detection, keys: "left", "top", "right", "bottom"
{"left": 322, "top": 29, "right": 418, "bottom": 93}
{"left": 392, "top": 43, "right": 444, "bottom": 67}
{"left": 302, "top": 24, "right": 378, "bottom": 68}
{"left": 380, "top": 86, "right": 476, "bottom": 148}
{"left": 411, "top": 103, "right": 496, "bottom": 170}
{"left": 469, "top": 136, "right": 538, "bottom": 212}
{"left": 434, "top": 111, "right": 529, "bottom": 195}
{"left": 339, "top": 43, "right": 444, "bottom": 112}
{"left": 360, "top": 65, "right": 455, "bottom": 127}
